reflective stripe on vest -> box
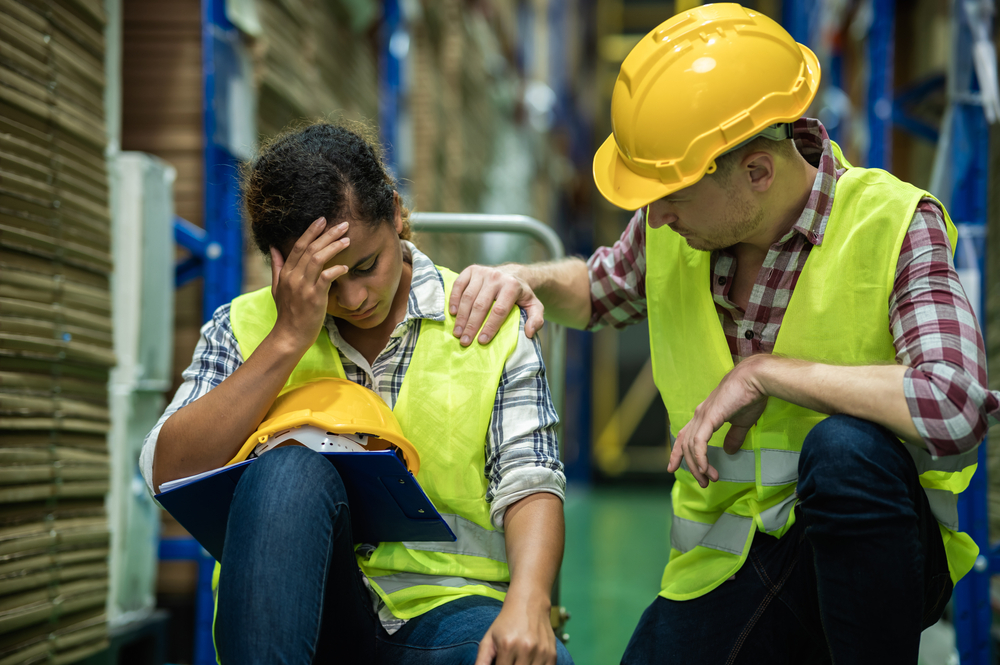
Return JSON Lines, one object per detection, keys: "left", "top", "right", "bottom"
{"left": 680, "top": 448, "right": 799, "bottom": 486}
{"left": 648, "top": 148, "right": 977, "bottom": 600}
{"left": 671, "top": 492, "right": 798, "bottom": 555}
{"left": 402, "top": 513, "right": 508, "bottom": 562}
{"left": 906, "top": 442, "right": 979, "bottom": 475}
{"left": 671, "top": 488, "right": 961, "bottom": 557}
{"left": 924, "top": 489, "right": 959, "bottom": 532}
{"left": 373, "top": 573, "right": 510, "bottom": 596}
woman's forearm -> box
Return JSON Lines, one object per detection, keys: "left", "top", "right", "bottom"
{"left": 151, "top": 332, "right": 306, "bottom": 491}
{"left": 502, "top": 492, "right": 565, "bottom": 608}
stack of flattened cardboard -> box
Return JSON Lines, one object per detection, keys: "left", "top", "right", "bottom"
{"left": 0, "top": 0, "right": 112, "bottom": 661}
{"left": 254, "top": 0, "right": 378, "bottom": 139}
{"left": 409, "top": 0, "right": 513, "bottom": 215}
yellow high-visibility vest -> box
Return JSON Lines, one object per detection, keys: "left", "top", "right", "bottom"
{"left": 646, "top": 145, "right": 979, "bottom": 600}
{"left": 221, "top": 266, "right": 520, "bottom": 636}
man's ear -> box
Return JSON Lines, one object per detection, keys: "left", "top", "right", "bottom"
{"left": 740, "top": 151, "right": 776, "bottom": 193}
{"left": 392, "top": 190, "right": 403, "bottom": 235}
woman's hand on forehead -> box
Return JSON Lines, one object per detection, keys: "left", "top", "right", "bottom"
{"left": 268, "top": 217, "right": 352, "bottom": 352}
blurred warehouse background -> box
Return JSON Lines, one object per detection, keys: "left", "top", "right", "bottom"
{"left": 1, "top": 0, "right": 1000, "bottom": 663}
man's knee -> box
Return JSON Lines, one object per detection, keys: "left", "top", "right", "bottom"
{"left": 798, "top": 414, "right": 913, "bottom": 499}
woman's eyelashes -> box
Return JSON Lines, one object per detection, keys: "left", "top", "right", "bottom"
{"left": 353, "top": 256, "right": 378, "bottom": 276}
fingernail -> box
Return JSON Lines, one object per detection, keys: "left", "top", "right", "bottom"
{"left": 461, "top": 336, "right": 470, "bottom": 345}
{"left": 479, "top": 334, "right": 488, "bottom": 343}
{"left": 342, "top": 237, "right": 350, "bottom": 245}
{"left": 450, "top": 306, "right": 457, "bottom": 315}
{"left": 699, "top": 465, "right": 707, "bottom": 474}
{"left": 314, "top": 217, "right": 325, "bottom": 226}
{"left": 337, "top": 221, "right": 348, "bottom": 230}
{"left": 453, "top": 326, "right": 462, "bottom": 336}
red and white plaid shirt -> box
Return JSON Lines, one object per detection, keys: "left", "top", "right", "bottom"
{"left": 587, "top": 117, "right": 998, "bottom": 457}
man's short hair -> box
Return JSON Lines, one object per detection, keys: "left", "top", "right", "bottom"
{"left": 709, "top": 136, "right": 800, "bottom": 184}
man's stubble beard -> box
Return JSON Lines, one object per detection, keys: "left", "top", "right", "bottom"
{"left": 685, "top": 192, "right": 765, "bottom": 252}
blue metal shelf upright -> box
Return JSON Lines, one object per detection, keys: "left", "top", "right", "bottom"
{"left": 862, "top": 1, "right": 996, "bottom": 663}
{"left": 379, "top": 0, "right": 403, "bottom": 174}
{"left": 163, "top": 1, "right": 246, "bottom": 663}
{"left": 943, "top": 1, "right": 994, "bottom": 661}
{"left": 173, "top": 0, "right": 244, "bottom": 316}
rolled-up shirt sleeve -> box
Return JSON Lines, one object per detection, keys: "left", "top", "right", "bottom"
{"left": 486, "top": 310, "right": 566, "bottom": 530}
{"left": 891, "top": 200, "right": 1000, "bottom": 456}
{"left": 587, "top": 209, "right": 649, "bottom": 330}
{"left": 138, "top": 303, "right": 244, "bottom": 492}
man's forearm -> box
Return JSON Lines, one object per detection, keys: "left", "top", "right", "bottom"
{"left": 514, "top": 258, "right": 592, "bottom": 330}
{"left": 755, "top": 356, "right": 922, "bottom": 444}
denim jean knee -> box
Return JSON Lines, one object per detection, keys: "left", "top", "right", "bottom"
{"left": 800, "top": 414, "right": 912, "bottom": 482}
{"left": 236, "top": 445, "right": 349, "bottom": 517}
{"left": 217, "top": 446, "right": 376, "bottom": 663}
{"left": 795, "top": 415, "right": 950, "bottom": 664}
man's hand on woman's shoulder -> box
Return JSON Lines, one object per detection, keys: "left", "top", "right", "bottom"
{"left": 450, "top": 264, "right": 545, "bottom": 346}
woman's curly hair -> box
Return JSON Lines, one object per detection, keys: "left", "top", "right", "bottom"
{"left": 242, "top": 118, "right": 411, "bottom": 258}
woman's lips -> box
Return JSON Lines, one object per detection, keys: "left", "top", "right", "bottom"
{"left": 348, "top": 303, "right": 378, "bottom": 319}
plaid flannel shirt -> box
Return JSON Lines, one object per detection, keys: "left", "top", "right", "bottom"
{"left": 587, "top": 117, "right": 999, "bottom": 457}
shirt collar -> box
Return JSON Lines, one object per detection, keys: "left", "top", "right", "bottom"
{"left": 784, "top": 117, "right": 843, "bottom": 247}
{"left": 401, "top": 240, "right": 448, "bottom": 326}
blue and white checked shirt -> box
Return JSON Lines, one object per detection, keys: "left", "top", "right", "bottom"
{"left": 140, "top": 241, "right": 566, "bottom": 528}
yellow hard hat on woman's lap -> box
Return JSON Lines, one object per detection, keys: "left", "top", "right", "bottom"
{"left": 227, "top": 378, "right": 420, "bottom": 473}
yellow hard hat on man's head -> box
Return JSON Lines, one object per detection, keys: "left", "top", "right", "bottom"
{"left": 228, "top": 378, "right": 420, "bottom": 473}
{"left": 593, "top": 2, "right": 821, "bottom": 210}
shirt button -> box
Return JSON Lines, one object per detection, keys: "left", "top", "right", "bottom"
{"left": 718, "top": 276, "right": 727, "bottom": 286}
{"left": 744, "top": 330, "right": 754, "bottom": 340}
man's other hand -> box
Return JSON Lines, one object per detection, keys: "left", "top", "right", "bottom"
{"left": 668, "top": 355, "right": 771, "bottom": 488}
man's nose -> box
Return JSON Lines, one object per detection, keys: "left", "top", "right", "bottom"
{"left": 648, "top": 211, "right": 678, "bottom": 229}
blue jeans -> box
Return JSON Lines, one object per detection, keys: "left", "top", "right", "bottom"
{"left": 215, "top": 446, "right": 574, "bottom": 664}
{"left": 621, "top": 415, "right": 952, "bottom": 664}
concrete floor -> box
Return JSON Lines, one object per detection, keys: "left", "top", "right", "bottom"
{"left": 561, "top": 485, "right": 672, "bottom": 664}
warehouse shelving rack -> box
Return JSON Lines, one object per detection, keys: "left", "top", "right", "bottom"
{"left": 158, "top": 1, "right": 245, "bottom": 663}
{"left": 161, "top": 1, "right": 998, "bottom": 663}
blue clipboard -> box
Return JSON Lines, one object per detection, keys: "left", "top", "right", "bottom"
{"left": 156, "top": 450, "right": 457, "bottom": 562}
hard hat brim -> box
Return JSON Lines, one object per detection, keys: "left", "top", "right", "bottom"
{"left": 236, "top": 413, "right": 421, "bottom": 475}
{"left": 593, "top": 131, "right": 671, "bottom": 211}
